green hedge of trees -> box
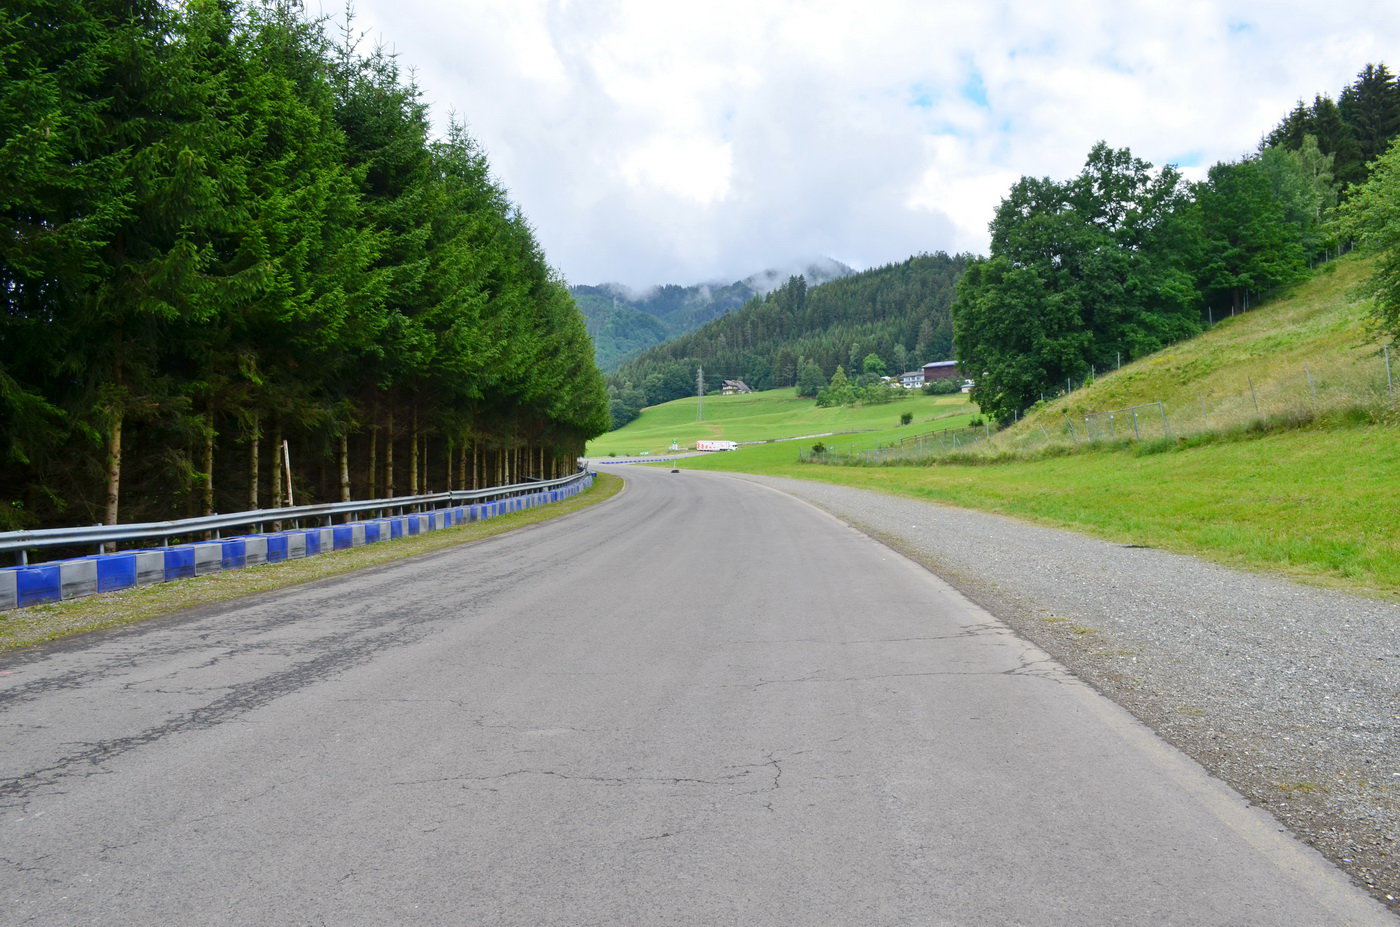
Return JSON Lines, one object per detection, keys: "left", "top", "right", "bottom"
{"left": 0, "top": 0, "right": 609, "bottom": 531}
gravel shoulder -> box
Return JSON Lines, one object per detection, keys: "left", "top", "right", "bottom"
{"left": 735, "top": 473, "right": 1400, "bottom": 915}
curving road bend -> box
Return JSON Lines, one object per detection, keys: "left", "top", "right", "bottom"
{"left": 0, "top": 466, "right": 1392, "bottom": 925}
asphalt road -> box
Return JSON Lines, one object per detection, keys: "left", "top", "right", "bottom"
{"left": 1, "top": 466, "right": 1392, "bottom": 926}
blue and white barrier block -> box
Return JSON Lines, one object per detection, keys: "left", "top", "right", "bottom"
{"left": 1, "top": 474, "right": 594, "bottom": 610}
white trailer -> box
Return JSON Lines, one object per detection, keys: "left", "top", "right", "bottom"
{"left": 695, "top": 440, "right": 739, "bottom": 451}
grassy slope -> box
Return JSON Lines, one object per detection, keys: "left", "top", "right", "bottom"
{"left": 598, "top": 257, "right": 1399, "bottom": 598}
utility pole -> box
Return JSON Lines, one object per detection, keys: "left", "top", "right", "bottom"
{"left": 696, "top": 365, "right": 704, "bottom": 421}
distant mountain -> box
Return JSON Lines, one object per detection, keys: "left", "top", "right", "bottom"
{"left": 607, "top": 251, "right": 969, "bottom": 415}
{"left": 573, "top": 258, "right": 854, "bottom": 371}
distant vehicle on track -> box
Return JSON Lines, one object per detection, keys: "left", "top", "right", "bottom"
{"left": 695, "top": 440, "right": 739, "bottom": 452}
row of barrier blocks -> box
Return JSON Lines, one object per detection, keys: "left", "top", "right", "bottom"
{"left": 0, "top": 476, "right": 592, "bottom": 611}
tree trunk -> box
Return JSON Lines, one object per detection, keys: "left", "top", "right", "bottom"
{"left": 339, "top": 433, "right": 351, "bottom": 520}
{"left": 384, "top": 409, "right": 395, "bottom": 498}
{"left": 104, "top": 411, "right": 123, "bottom": 533}
{"left": 409, "top": 406, "right": 419, "bottom": 495}
{"left": 272, "top": 419, "right": 284, "bottom": 509}
{"left": 203, "top": 414, "right": 215, "bottom": 516}
{"left": 367, "top": 417, "right": 377, "bottom": 499}
{"left": 248, "top": 412, "right": 260, "bottom": 511}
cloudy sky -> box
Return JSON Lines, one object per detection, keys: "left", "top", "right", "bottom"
{"left": 321, "top": 1, "right": 1397, "bottom": 289}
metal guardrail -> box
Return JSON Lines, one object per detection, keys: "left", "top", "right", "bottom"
{"left": 1, "top": 470, "right": 592, "bottom": 566}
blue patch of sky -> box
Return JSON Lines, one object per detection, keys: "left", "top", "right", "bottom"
{"left": 961, "top": 68, "right": 988, "bottom": 107}
{"left": 1227, "top": 20, "right": 1254, "bottom": 35}
{"left": 908, "top": 83, "right": 938, "bottom": 109}
{"left": 1166, "top": 150, "right": 1206, "bottom": 168}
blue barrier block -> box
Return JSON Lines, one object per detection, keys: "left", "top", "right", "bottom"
{"left": 17, "top": 564, "right": 61, "bottom": 607}
{"left": 266, "top": 535, "right": 288, "bottom": 563}
{"left": 365, "top": 522, "right": 381, "bottom": 544}
{"left": 164, "top": 548, "right": 196, "bottom": 580}
{"left": 406, "top": 518, "right": 420, "bottom": 536}
{"left": 96, "top": 554, "right": 137, "bottom": 593}
{"left": 221, "top": 539, "right": 247, "bottom": 571}
{"left": 390, "top": 519, "right": 404, "bottom": 540}
{"left": 302, "top": 531, "right": 321, "bottom": 557}
{"left": 332, "top": 525, "right": 354, "bottom": 551}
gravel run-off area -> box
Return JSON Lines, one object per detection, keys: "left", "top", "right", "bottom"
{"left": 735, "top": 473, "right": 1399, "bottom": 916}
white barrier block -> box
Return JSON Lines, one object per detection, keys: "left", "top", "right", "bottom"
{"left": 135, "top": 551, "right": 166, "bottom": 585}
{"left": 286, "top": 533, "right": 306, "bottom": 559}
{"left": 0, "top": 570, "right": 16, "bottom": 610}
{"left": 60, "top": 559, "right": 99, "bottom": 599}
{"left": 192, "top": 542, "right": 223, "bottom": 575}
{"left": 242, "top": 536, "right": 268, "bottom": 566}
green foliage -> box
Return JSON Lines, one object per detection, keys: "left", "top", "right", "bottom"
{"left": 1192, "top": 158, "right": 1307, "bottom": 316}
{"left": 953, "top": 143, "right": 1201, "bottom": 422}
{"left": 0, "top": 0, "right": 608, "bottom": 530}
{"left": 1266, "top": 63, "right": 1400, "bottom": 189}
{"left": 900, "top": 412, "right": 913, "bottom": 425}
{"left": 1337, "top": 137, "right": 1400, "bottom": 341}
{"left": 795, "top": 356, "right": 825, "bottom": 398}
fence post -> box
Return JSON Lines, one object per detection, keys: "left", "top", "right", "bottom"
{"left": 1305, "top": 363, "right": 1317, "bottom": 401}
{"left": 1131, "top": 409, "right": 1140, "bottom": 440}
{"left": 1158, "top": 402, "right": 1171, "bottom": 437}
{"left": 1386, "top": 344, "right": 1393, "bottom": 394}
{"left": 1248, "top": 377, "right": 1259, "bottom": 415}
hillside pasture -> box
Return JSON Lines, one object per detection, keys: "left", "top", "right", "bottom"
{"left": 586, "top": 388, "right": 975, "bottom": 458}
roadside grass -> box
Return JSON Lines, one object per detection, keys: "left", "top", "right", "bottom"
{"left": 586, "top": 388, "right": 974, "bottom": 457}
{"left": 666, "top": 407, "right": 1399, "bottom": 598}
{"left": 0, "top": 473, "right": 624, "bottom": 652}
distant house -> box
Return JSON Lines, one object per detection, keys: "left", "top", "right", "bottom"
{"left": 721, "top": 379, "right": 753, "bottom": 395}
{"left": 898, "top": 370, "right": 925, "bottom": 389}
{"left": 922, "top": 360, "right": 961, "bottom": 382}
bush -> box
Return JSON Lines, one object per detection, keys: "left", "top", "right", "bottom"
{"left": 923, "top": 378, "right": 962, "bottom": 395}
{"left": 900, "top": 412, "right": 913, "bottom": 425}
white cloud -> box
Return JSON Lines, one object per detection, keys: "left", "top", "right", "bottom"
{"left": 319, "top": 0, "right": 1400, "bottom": 288}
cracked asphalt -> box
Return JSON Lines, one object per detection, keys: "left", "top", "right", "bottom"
{"left": 0, "top": 466, "right": 1393, "bottom": 925}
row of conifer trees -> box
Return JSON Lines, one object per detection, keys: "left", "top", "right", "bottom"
{"left": 1, "top": 1, "right": 610, "bottom": 531}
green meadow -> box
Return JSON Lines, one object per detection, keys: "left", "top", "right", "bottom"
{"left": 586, "top": 388, "right": 978, "bottom": 458}
{"left": 591, "top": 256, "right": 1399, "bottom": 598}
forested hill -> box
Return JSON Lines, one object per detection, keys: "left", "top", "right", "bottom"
{"left": 0, "top": 1, "right": 610, "bottom": 532}
{"left": 573, "top": 258, "right": 853, "bottom": 371}
{"left": 607, "top": 253, "right": 968, "bottom": 420}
